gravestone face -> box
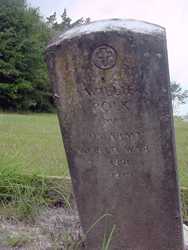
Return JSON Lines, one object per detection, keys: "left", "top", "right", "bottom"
{"left": 46, "top": 19, "right": 184, "bottom": 250}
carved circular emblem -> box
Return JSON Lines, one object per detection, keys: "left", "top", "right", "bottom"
{"left": 92, "top": 45, "right": 117, "bottom": 70}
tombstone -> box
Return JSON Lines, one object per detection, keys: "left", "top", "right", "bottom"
{"left": 45, "top": 19, "right": 184, "bottom": 250}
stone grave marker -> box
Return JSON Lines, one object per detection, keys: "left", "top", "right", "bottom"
{"left": 46, "top": 19, "right": 184, "bottom": 250}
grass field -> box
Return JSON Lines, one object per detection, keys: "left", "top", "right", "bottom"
{"left": 0, "top": 113, "right": 188, "bottom": 186}
{"left": 0, "top": 113, "right": 68, "bottom": 177}
{"left": 175, "top": 118, "right": 188, "bottom": 187}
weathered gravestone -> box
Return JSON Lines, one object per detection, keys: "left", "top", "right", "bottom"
{"left": 45, "top": 19, "right": 184, "bottom": 250}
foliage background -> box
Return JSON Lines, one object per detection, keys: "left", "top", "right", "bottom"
{"left": 0, "top": 0, "right": 51, "bottom": 111}
{"left": 0, "top": 0, "right": 89, "bottom": 112}
{"left": 0, "top": 0, "right": 187, "bottom": 113}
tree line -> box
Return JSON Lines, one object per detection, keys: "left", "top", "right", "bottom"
{"left": 0, "top": 0, "right": 187, "bottom": 112}
{"left": 0, "top": 0, "right": 89, "bottom": 112}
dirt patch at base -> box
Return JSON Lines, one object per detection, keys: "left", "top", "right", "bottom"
{"left": 0, "top": 207, "right": 83, "bottom": 250}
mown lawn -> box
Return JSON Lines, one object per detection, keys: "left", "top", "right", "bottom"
{"left": 0, "top": 113, "right": 188, "bottom": 186}
{"left": 0, "top": 113, "right": 68, "bottom": 176}
{"left": 175, "top": 118, "right": 188, "bottom": 187}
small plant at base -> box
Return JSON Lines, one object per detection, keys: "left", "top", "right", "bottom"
{"left": 101, "top": 225, "right": 116, "bottom": 250}
{"left": 80, "top": 214, "right": 116, "bottom": 250}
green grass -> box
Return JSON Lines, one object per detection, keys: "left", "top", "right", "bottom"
{"left": 0, "top": 113, "right": 188, "bottom": 222}
{"left": 175, "top": 117, "right": 188, "bottom": 187}
{"left": 0, "top": 164, "right": 71, "bottom": 221}
{"left": 0, "top": 113, "right": 68, "bottom": 176}
{"left": 0, "top": 113, "right": 188, "bottom": 187}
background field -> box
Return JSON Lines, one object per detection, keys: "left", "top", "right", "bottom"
{"left": 175, "top": 118, "right": 188, "bottom": 187}
{"left": 0, "top": 114, "right": 68, "bottom": 177}
{"left": 0, "top": 114, "right": 188, "bottom": 186}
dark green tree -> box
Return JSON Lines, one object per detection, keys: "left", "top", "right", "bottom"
{"left": 47, "top": 9, "right": 90, "bottom": 33}
{"left": 0, "top": 0, "right": 53, "bottom": 111}
{"left": 0, "top": 2, "right": 89, "bottom": 112}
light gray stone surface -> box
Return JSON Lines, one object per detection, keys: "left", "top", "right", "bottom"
{"left": 184, "top": 224, "right": 188, "bottom": 249}
{"left": 46, "top": 19, "right": 184, "bottom": 250}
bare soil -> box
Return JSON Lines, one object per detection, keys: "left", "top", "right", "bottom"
{"left": 0, "top": 206, "right": 83, "bottom": 250}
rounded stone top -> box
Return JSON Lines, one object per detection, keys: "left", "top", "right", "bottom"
{"left": 47, "top": 18, "right": 165, "bottom": 49}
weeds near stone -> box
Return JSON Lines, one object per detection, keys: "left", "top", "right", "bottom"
{"left": 101, "top": 225, "right": 116, "bottom": 250}
{"left": 0, "top": 164, "right": 71, "bottom": 222}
